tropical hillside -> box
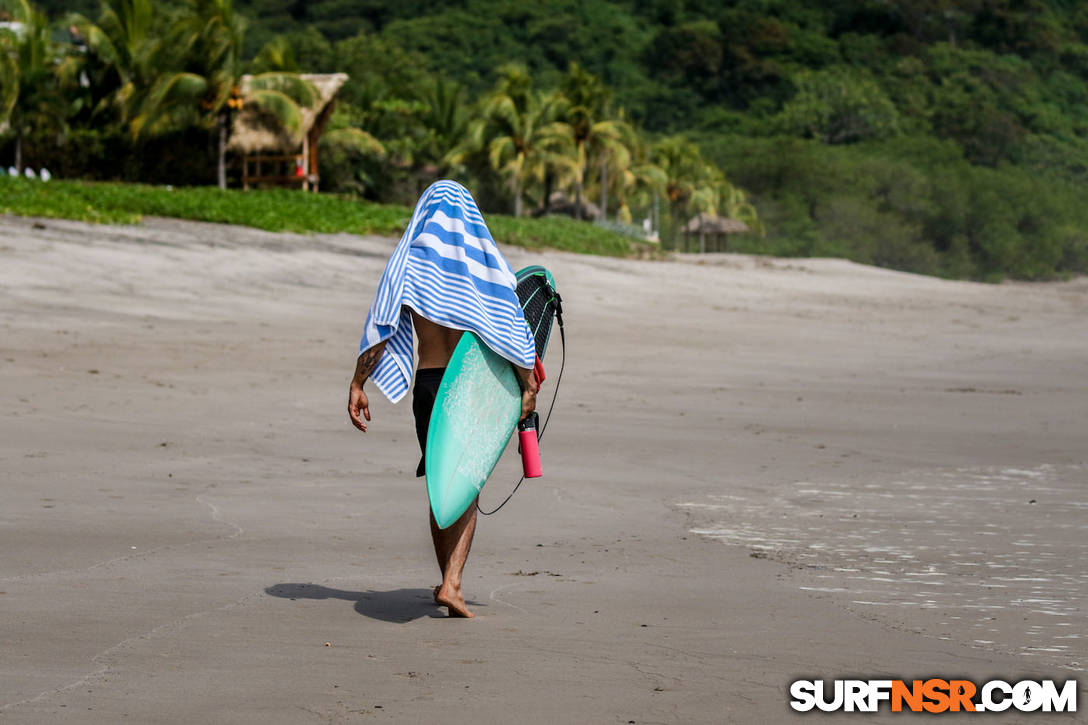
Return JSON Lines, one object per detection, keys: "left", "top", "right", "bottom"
{"left": 4, "top": 0, "right": 1088, "bottom": 280}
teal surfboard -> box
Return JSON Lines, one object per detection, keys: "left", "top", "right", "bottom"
{"left": 425, "top": 266, "right": 559, "bottom": 529}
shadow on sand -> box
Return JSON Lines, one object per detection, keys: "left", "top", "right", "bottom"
{"left": 264, "top": 583, "right": 479, "bottom": 622}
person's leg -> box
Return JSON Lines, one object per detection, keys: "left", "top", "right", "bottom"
{"left": 414, "top": 368, "right": 448, "bottom": 601}
{"left": 412, "top": 366, "right": 476, "bottom": 617}
{"left": 429, "top": 510, "right": 449, "bottom": 598}
{"left": 430, "top": 500, "right": 478, "bottom": 618}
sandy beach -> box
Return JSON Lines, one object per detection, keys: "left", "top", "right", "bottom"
{"left": 1, "top": 214, "right": 1085, "bottom": 723}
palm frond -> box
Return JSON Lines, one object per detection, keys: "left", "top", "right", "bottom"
{"left": 323, "top": 127, "right": 385, "bottom": 157}
{"left": 133, "top": 71, "right": 208, "bottom": 137}
{"left": 251, "top": 36, "right": 296, "bottom": 73}
{"left": 488, "top": 135, "right": 515, "bottom": 170}
{"left": 246, "top": 87, "right": 304, "bottom": 133}
{"left": 248, "top": 72, "right": 316, "bottom": 108}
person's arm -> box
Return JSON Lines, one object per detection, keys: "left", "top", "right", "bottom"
{"left": 513, "top": 364, "right": 538, "bottom": 420}
{"left": 348, "top": 341, "right": 387, "bottom": 432}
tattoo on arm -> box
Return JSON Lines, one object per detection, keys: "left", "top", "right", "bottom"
{"left": 354, "top": 342, "right": 386, "bottom": 384}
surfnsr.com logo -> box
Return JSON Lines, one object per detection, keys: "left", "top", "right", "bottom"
{"left": 789, "top": 679, "right": 1077, "bottom": 713}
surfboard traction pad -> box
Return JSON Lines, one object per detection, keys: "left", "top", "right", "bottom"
{"left": 425, "top": 266, "right": 559, "bottom": 528}
{"left": 515, "top": 265, "right": 559, "bottom": 360}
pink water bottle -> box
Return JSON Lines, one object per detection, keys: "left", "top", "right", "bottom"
{"left": 518, "top": 412, "right": 542, "bottom": 478}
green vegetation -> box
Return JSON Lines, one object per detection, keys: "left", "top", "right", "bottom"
{"left": 488, "top": 215, "right": 636, "bottom": 257}
{"left": 4, "top": 0, "right": 1088, "bottom": 278}
{"left": 0, "top": 175, "right": 640, "bottom": 255}
{"left": 0, "top": 174, "right": 139, "bottom": 223}
{"left": 704, "top": 136, "right": 1088, "bottom": 280}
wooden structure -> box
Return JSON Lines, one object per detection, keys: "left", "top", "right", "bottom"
{"left": 683, "top": 212, "right": 750, "bottom": 253}
{"left": 531, "top": 191, "right": 600, "bottom": 220}
{"left": 228, "top": 73, "right": 348, "bottom": 192}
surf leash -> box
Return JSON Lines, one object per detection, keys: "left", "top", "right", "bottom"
{"left": 477, "top": 294, "right": 565, "bottom": 516}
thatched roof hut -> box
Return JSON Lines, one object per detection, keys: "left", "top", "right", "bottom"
{"left": 684, "top": 212, "right": 750, "bottom": 235}
{"left": 531, "top": 191, "right": 600, "bottom": 220}
{"left": 228, "top": 72, "right": 348, "bottom": 191}
{"left": 683, "top": 212, "right": 750, "bottom": 253}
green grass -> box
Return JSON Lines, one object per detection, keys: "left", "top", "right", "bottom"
{"left": 488, "top": 214, "right": 636, "bottom": 256}
{"left": 0, "top": 176, "right": 642, "bottom": 257}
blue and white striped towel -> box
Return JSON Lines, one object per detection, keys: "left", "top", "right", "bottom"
{"left": 358, "top": 180, "right": 536, "bottom": 403}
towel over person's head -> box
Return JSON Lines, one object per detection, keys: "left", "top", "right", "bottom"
{"left": 358, "top": 180, "right": 536, "bottom": 403}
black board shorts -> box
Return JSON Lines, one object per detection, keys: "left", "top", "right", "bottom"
{"left": 412, "top": 368, "right": 446, "bottom": 477}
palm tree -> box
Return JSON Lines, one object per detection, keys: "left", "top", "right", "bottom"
{"left": 653, "top": 135, "right": 763, "bottom": 249}
{"left": 135, "top": 0, "right": 315, "bottom": 189}
{"left": 718, "top": 182, "right": 763, "bottom": 236}
{"left": 561, "top": 62, "right": 631, "bottom": 219}
{"left": 416, "top": 76, "right": 470, "bottom": 181}
{"left": 473, "top": 66, "right": 574, "bottom": 216}
{"left": 652, "top": 136, "right": 723, "bottom": 248}
{"left": 0, "top": 29, "right": 18, "bottom": 129}
{"left": 0, "top": 0, "right": 67, "bottom": 173}
{"left": 65, "top": 0, "right": 159, "bottom": 133}
{"left": 608, "top": 130, "right": 666, "bottom": 228}
{"left": 654, "top": 137, "right": 710, "bottom": 216}
{"left": 591, "top": 113, "right": 644, "bottom": 222}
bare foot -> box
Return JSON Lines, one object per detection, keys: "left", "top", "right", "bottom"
{"left": 435, "top": 584, "right": 474, "bottom": 618}
{"left": 433, "top": 585, "right": 441, "bottom": 603}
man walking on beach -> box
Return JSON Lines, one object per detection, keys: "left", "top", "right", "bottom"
{"left": 347, "top": 180, "right": 538, "bottom": 618}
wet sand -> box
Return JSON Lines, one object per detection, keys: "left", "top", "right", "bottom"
{"left": 1, "top": 215, "right": 1085, "bottom": 722}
